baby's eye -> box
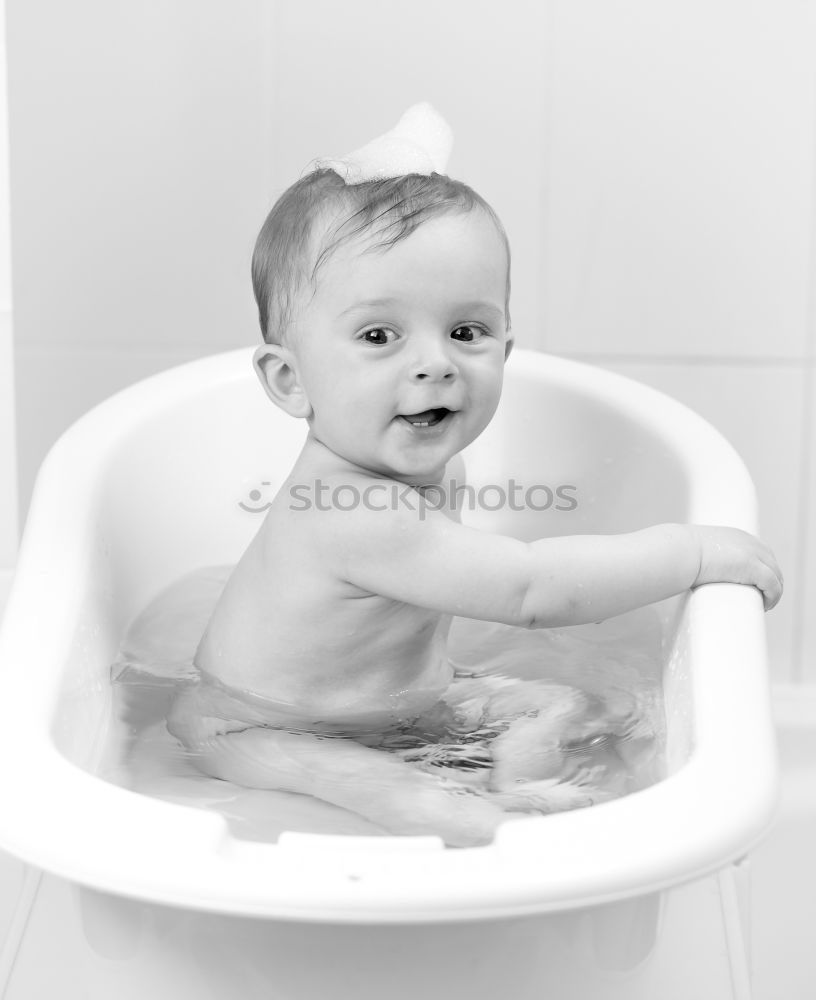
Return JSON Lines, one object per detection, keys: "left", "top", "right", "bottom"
{"left": 450, "top": 325, "right": 486, "bottom": 343}
{"left": 360, "top": 327, "right": 397, "bottom": 346}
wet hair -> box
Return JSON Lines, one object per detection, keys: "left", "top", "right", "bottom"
{"left": 251, "top": 169, "right": 511, "bottom": 345}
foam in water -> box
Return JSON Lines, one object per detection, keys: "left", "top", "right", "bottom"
{"left": 100, "top": 566, "right": 666, "bottom": 845}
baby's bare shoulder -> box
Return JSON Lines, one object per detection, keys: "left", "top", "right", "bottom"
{"left": 315, "top": 472, "right": 434, "bottom": 543}
{"left": 258, "top": 470, "right": 430, "bottom": 561}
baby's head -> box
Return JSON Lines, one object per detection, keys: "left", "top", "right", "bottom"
{"left": 251, "top": 169, "right": 511, "bottom": 348}
{"left": 250, "top": 167, "right": 512, "bottom": 483}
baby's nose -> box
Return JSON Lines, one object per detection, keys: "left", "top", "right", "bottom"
{"left": 411, "top": 342, "right": 459, "bottom": 381}
{"left": 414, "top": 366, "right": 456, "bottom": 381}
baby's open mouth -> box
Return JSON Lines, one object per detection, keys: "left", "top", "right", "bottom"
{"left": 400, "top": 407, "right": 452, "bottom": 428}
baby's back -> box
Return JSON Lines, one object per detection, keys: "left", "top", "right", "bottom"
{"left": 194, "top": 468, "right": 455, "bottom": 728}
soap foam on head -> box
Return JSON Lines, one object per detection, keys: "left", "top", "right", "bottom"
{"left": 315, "top": 102, "right": 454, "bottom": 183}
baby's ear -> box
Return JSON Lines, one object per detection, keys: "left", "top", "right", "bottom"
{"left": 504, "top": 335, "right": 514, "bottom": 362}
{"left": 253, "top": 344, "right": 312, "bottom": 419}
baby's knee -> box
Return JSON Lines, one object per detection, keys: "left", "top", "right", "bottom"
{"left": 165, "top": 681, "right": 232, "bottom": 749}
{"left": 484, "top": 681, "right": 588, "bottom": 725}
{"left": 166, "top": 683, "right": 198, "bottom": 746}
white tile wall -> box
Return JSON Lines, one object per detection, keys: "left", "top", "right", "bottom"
{"left": 0, "top": 311, "right": 16, "bottom": 566}
{"left": 542, "top": 0, "right": 816, "bottom": 360}
{"left": 0, "top": 572, "right": 26, "bottom": 979}
{"left": 5, "top": 0, "right": 269, "bottom": 354}
{"left": 798, "top": 367, "right": 816, "bottom": 683}
{"left": 0, "top": 0, "right": 17, "bottom": 567}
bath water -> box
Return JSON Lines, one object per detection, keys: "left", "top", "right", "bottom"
{"left": 100, "top": 566, "right": 666, "bottom": 844}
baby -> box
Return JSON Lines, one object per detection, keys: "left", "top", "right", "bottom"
{"left": 168, "top": 106, "right": 782, "bottom": 846}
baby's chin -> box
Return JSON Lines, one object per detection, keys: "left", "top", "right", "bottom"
{"left": 367, "top": 454, "right": 452, "bottom": 487}
{"left": 309, "top": 429, "right": 463, "bottom": 485}
{"left": 348, "top": 452, "right": 447, "bottom": 485}
{"left": 390, "top": 465, "right": 449, "bottom": 488}
{"left": 382, "top": 445, "right": 460, "bottom": 485}
{"left": 311, "top": 442, "right": 446, "bottom": 486}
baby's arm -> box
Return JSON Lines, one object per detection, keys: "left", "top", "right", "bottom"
{"left": 339, "top": 510, "right": 782, "bottom": 627}
{"left": 518, "top": 523, "right": 782, "bottom": 623}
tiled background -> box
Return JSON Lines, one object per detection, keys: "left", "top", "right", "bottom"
{"left": 4, "top": 0, "right": 816, "bottom": 682}
{"left": 0, "top": 1, "right": 14, "bottom": 574}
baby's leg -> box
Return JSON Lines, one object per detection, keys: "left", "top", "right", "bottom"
{"left": 167, "top": 685, "right": 510, "bottom": 848}
{"left": 441, "top": 676, "right": 589, "bottom": 782}
{"left": 488, "top": 682, "right": 645, "bottom": 809}
{"left": 443, "top": 676, "right": 624, "bottom": 812}
{"left": 485, "top": 683, "right": 591, "bottom": 787}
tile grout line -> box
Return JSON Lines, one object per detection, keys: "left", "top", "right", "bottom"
{"left": 788, "top": 365, "right": 811, "bottom": 684}
{"left": 790, "top": 50, "right": 816, "bottom": 685}
{"left": 536, "top": 0, "right": 556, "bottom": 354}
{"left": 556, "top": 353, "right": 815, "bottom": 368}
{"left": 264, "top": 0, "right": 279, "bottom": 207}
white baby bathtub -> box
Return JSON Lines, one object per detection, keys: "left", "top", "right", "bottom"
{"left": 0, "top": 348, "right": 776, "bottom": 998}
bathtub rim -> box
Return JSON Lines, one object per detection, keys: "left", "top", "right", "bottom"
{"left": 0, "top": 348, "right": 778, "bottom": 922}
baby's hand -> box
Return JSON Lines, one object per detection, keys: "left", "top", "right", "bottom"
{"left": 690, "top": 526, "right": 783, "bottom": 610}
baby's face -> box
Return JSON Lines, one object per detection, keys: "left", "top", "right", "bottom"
{"left": 288, "top": 208, "right": 510, "bottom": 483}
